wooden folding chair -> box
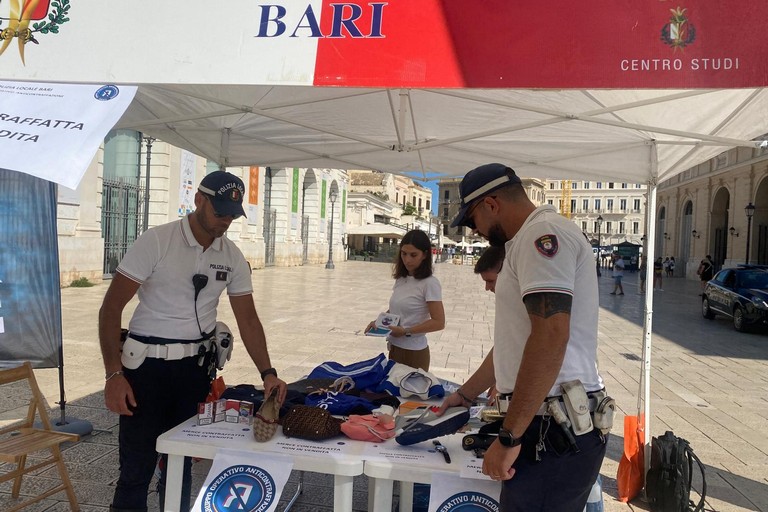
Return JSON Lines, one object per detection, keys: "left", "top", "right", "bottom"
{"left": 0, "top": 362, "right": 80, "bottom": 511}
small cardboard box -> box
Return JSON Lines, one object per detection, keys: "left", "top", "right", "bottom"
{"left": 225, "top": 399, "right": 241, "bottom": 423}
{"left": 239, "top": 401, "right": 253, "bottom": 425}
{"left": 197, "top": 402, "right": 213, "bottom": 426}
{"left": 213, "top": 399, "right": 227, "bottom": 423}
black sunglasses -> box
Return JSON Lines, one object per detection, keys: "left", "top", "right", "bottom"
{"left": 204, "top": 194, "right": 243, "bottom": 220}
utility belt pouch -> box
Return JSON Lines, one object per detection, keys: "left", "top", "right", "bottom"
{"left": 592, "top": 393, "right": 616, "bottom": 435}
{"left": 561, "top": 380, "right": 594, "bottom": 435}
{"left": 121, "top": 337, "right": 149, "bottom": 370}
{"left": 213, "top": 321, "right": 234, "bottom": 370}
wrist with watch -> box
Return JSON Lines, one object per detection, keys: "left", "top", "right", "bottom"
{"left": 498, "top": 427, "right": 523, "bottom": 448}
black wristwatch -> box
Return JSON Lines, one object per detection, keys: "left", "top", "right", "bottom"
{"left": 498, "top": 428, "right": 523, "bottom": 448}
{"left": 260, "top": 367, "right": 278, "bottom": 380}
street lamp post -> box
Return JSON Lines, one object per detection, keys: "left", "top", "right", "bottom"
{"left": 745, "top": 202, "right": 755, "bottom": 265}
{"left": 596, "top": 215, "right": 603, "bottom": 277}
{"left": 142, "top": 136, "right": 156, "bottom": 232}
{"left": 325, "top": 189, "right": 338, "bottom": 269}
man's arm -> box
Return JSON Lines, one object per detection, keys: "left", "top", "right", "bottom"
{"left": 229, "top": 294, "right": 287, "bottom": 402}
{"left": 98, "top": 272, "right": 141, "bottom": 415}
{"left": 438, "top": 347, "right": 495, "bottom": 413}
{"left": 482, "top": 292, "right": 571, "bottom": 480}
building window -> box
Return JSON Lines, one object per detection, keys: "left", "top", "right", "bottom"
{"left": 582, "top": 221, "right": 588, "bottom": 231}
{"left": 550, "top": 183, "right": 556, "bottom": 189}
{"left": 635, "top": 184, "right": 642, "bottom": 188}
{"left": 572, "top": 182, "right": 578, "bottom": 189}
{"left": 596, "top": 182, "right": 602, "bottom": 189}
{"left": 582, "top": 199, "right": 589, "bottom": 211}
{"left": 619, "top": 221, "right": 625, "bottom": 234}
{"left": 593, "top": 221, "right": 600, "bottom": 232}
{"left": 606, "top": 221, "right": 612, "bottom": 234}
{"left": 443, "top": 207, "right": 449, "bottom": 218}
{"left": 633, "top": 199, "right": 641, "bottom": 211}
{"left": 583, "top": 181, "right": 590, "bottom": 189}
{"left": 444, "top": 190, "right": 449, "bottom": 199}
{"left": 396, "top": 192, "right": 399, "bottom": 203}
{"left": 594, "top": 199, "right": 601, "bottom": 211}
{"left": 418, "top": 198, "right": 422, "bottom": 209}
{"left": 608, "top": 182, "right": 614, "bottom": 189}
{"left": 606, "top": 199, "right": 613, "bottom": 211}
{"left": 620, "top": 199, "right": 627, "bottom": 211}
{"left": 548, "top": 199, "right": 554, "bottom": 205}
{"left": 633, "top": 221, "right": 639, "bottom": 234}
{"left": 426, "top": 200, "right": 430, "bottom": 211}
{"left": 443, "top": 225, "right": 448, "bottom": 235}
{"left": 571, "top": 199, "right": 576, "bottom": 212}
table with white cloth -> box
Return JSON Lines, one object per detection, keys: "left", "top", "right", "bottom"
{"left": 156, "top": 417, "right": 365, "bottom": 512}
{"left": 363, "top": 433, "right": 493, "bottom": 512}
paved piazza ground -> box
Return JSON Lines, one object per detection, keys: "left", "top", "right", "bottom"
{"left": 2, "top": 260, "right": 766, "bottom": 511}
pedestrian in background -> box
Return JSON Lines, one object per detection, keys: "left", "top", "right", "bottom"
{"left": 610, "top": 252, "right": 625, "bottom": 295}
{"left": 697, "top": 255, "right": 714, "bottom": 295}
{"left": 653, "top": 257, "right": 664, "bottom": 291}
{"left": 365, "top": 229, "right": 445, "bottom": 371}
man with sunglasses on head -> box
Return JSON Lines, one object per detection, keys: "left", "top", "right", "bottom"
{"left": 99, "top": 170, "right": 287, "bottom": 512}
{"left": 440, "top": 163, "right": 607, "bottom": 512}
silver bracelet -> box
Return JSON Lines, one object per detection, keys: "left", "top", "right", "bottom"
{"left": 105, "top": 370, "right": 124, "bottom": 381}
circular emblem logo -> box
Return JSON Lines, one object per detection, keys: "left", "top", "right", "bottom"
{"left": 202, "top": 465, "right": 275, "bottom": 512}
{"left": 436, "top": 491, "right": 499, "bottom": 512}
{"left": 94, "top": 85, "right": 120, "bottom": 101}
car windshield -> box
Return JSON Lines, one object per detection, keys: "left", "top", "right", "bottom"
{"left": 737, "top": 271, "right": 768, "bottom": 289}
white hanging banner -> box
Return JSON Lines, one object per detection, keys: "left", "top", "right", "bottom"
{"left": 0, "top": 81, "right": 136, "bottom": 189}
{"left": 428, "top": 472, "right": 501, "bottom": 512}
{"left": 192, "top": 449, "right": 293, "bottom": 512}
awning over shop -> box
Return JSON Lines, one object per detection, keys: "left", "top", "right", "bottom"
{"left": 346, "top": 224, "right": 407, "bottom": 238}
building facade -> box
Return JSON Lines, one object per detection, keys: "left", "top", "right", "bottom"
{"left": 57, "top": 131, "right": 348, "bottom": 284}
{"left": 546, "top": 180, "right": 648, "bottom": 248}
{"left": 656, "top": 144, "right": 768, "bottom": 278}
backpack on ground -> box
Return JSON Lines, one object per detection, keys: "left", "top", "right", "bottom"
{"left": 646, "top": 431, "right": 707, "bottom": 512}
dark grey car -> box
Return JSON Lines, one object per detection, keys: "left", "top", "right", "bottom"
{"left": 702, "top": 266, "right": 768, "bottom": 332}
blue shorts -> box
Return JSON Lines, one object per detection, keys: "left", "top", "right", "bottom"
{"left": 613, "top": 276, "right": 623, "bottom": 285}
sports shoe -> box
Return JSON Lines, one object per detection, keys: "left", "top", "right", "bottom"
{"left": 394, "top": 406, "right": 469, "bottom": 446}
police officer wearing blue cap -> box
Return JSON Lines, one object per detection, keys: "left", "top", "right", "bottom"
{"left": 99, "top": 171, "right": 287, "bottom": 512}
{"left": 441, "top": 163, "right": 608, "bottom": 511}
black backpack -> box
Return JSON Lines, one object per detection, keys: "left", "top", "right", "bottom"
{"left": 646, "top": 431, "right": 707, "bottom": 512}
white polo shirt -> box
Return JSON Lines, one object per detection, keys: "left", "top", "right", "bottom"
{"left": 387, "top": 275, "right": 442, "bottom": 351}
{"left": 117, "top": 215, "right": 253, "bottom": 341}
{"left": 493, "top": 205, "right": 603, "bottom": 396}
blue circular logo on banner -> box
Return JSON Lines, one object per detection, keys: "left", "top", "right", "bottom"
{"left": 94, "top": 85, "right": 120, "bottom": 101}
{"left": 202, "top": 465, "right": 275, "bottom": 512}
{"left": 436, "top": 491, "right": 499, "bottom": 512}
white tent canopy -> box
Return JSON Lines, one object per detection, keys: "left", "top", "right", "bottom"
{"left": 346, "top": 223, "right": 406, "bottom": 238}
{"left": 116, "top": 86, "right": 768, "bottom": 184}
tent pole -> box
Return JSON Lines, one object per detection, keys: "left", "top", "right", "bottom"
{"left": 641, "top": 144, "right": 659, "bottom": 495}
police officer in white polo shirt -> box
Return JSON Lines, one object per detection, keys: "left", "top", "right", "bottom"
{"left": 442, "top": 164, "right": 608, "bottom": 512}
{"left": 99, "top": 171, "right": 287, "bottom": 512}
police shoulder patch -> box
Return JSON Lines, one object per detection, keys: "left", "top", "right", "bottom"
{"left": 534, "top": 234, "right": 559, "bottom": 257}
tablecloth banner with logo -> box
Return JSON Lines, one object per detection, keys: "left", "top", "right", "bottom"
{"left": 192, "top": 449, "right": 293, "bottom": 512}
{"left": 0, "top": 169, "right": 60, "bottom": 368}
{"left": 428, "top": 472, "right": 501, "bottom": 512}
{"left": 0, "top": 81, "right": 137, "bottom": 190}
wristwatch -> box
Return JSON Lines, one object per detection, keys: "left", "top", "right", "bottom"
{"left": 498, "top": 428, "right": 523, "bottom": 448}
{"left": 260, "top": 367, "right": 278, "bottom": 380}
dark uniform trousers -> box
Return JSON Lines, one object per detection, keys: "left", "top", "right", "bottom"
{"left": 500, "top": 416, "right": 607, "bottom": 512}
{"left": 111, "top": 355, "right": 210, "bottom": 512}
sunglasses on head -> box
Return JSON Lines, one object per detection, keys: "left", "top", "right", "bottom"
{"left": 204, "top": 194, "right": 243, "bottom": 220}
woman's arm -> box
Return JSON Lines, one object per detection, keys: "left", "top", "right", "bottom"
{"left": 389, "top": 300, "right": 445, "bottom": 337}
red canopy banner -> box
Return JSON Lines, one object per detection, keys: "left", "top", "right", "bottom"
{"left": 313, "top": 0, "right": 768, "bottom": 88}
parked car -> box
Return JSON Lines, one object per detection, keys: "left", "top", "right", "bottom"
{"left": 701, "top": 265, "right": 768, "bottom": 332}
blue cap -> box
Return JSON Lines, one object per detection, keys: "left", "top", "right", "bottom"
{"left": 450, "top": 163, "right": 521, "bottom": 228}
{"left": 198, "top": 171, "right": 247, "bottom": 218}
